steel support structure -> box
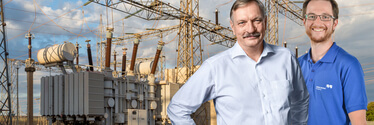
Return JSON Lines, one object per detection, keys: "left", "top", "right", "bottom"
{"left": 176, "top": 0, "right": 202, "bottom": 85}
{"left": 264, "top": 0, "right": 303, "bottom": 46}
{"left": 265, "top": 0, "right": 279, "bottom": 45}
{"left": 0, "top": 0, "right": 12, "bottom": 124}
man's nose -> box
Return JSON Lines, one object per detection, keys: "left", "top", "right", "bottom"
{"left": 245, "top": 22, "right": 256, "bottom": 33}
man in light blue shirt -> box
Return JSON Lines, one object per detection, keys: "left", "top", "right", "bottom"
{"left": 167, "top": 0, "right": 309, "bottom": 124}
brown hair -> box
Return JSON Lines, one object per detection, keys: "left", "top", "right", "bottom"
{"left": 302, "top": 0, "right": 339, "bottom": 19}
{"left": 230, "top": 0, "right": 266, "bottom": 20}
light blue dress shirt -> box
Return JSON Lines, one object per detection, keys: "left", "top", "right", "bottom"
{"left": 167, "top": 41, "right": 309, "bottom": 125}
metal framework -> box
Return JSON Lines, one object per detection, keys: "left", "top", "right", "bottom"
{"left": 7, "top": 59, "right": 19, "bottom": 123}
{"left": 0, "top": 0, "right": 12, "bottom": 124}
{"left": 176, "top": 0, "right": 202, "bottom": 83}
{"left": 265, "top": 0, "right": 279, "bottom": 45}
{"left": 277, "top": 0, "right": 303, "bottom": 26}
{"left": 265, "top": 0, "right": 303, "bottom": 45}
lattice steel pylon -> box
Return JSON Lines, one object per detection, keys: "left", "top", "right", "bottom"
{"left": 0, "top": 0, "right": 13, "bottom": 124}
{"left": 265, "top": 0, "right": 279, "bottom": 45}
{"left": 176, "top": 0, "right": 202, "bottom": 83}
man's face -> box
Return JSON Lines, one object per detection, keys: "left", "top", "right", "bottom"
{"left": 303, "top": 0, "right": 338, "bottom": 43}
{"left": 230, "top": 2, "right": 266, "bottom": 48}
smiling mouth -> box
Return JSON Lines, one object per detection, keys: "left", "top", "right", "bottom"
{"left": 312, "top": 27, "right": 326, "bottom": 32}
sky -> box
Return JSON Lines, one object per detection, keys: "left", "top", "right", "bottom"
{"left": 1, "top": 0, "right": 374, "bottom": 116}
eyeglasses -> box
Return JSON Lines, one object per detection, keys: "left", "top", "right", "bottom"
{"left": 305, "top": 14, "right": 335, "bottom": 21}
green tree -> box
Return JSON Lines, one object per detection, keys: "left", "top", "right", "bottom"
{"left": 367, "top": 102, "right": 374, "bottom": 121}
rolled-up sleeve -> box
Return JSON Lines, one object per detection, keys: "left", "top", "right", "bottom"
{"left": 290, "top": 55, "right": 309, "bottom": 125}
{"left": 167, "top": 61, "right": 216, "bottom": 125}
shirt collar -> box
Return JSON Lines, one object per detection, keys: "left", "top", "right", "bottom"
{"left": 307, "top": 42, "right": 339, "bottom": 63}
{"left": 230, "top": 41, "right": 275, "bottom": 59}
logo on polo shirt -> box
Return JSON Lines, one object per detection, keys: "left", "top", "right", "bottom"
{"left": 316, "top": 84, "right": 333, "bottom": 90}
{"left": 326, "top": 84, "right": 333, "bottom": 89}
{"left": 316, "top": 86, "right": 326, "bottom": 90}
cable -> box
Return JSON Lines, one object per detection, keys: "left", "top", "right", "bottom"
{"left": 216, "top": 0, "right": 234, "bottom": 8}
{"left": 365, "top": 69, "right": 374, "bottom": 74}
{"left": 364, "top": 67, "right": 374, "bottom": 71}
{"left": 106, "top": 1, "right": 109, "bottom": 28}
{"left": 6, "top": 18, "right": 91, "bottom": 30}
{"left": 7, "top": 27, "right": 78, "bottom": 36}
{"left": 77, "top": 8, "right": 85, "bottom": 42}
{"left": 12, "top": 49, "right": 38, "bottom": 60}
{"left": 34, "top": 0, "right": 87, "bottom": 38}
{"left": 165, "top": 34, "right": 178, "bottom": 45}
{"left": 4, "top": 6, "right": 99, "bottom": 24}
{"left": 340, "top": 11, "right": 374, "bottom": 17}
{"left": 150, "top": 1, "right": 162, "bottom": 29}
{"left": 282, "top": 9, "right": 287, "bottom": 45}
{"left": 363, "top": 62, "right": 374, "bottom": 66}
{"left": 27, "top": 0, "right": 37, "bottom": 33}
{"left": 111, "top": 0, "right": 114, "bottom": 29}
{"left": 4, "top": 0, "right": 13, "bottom": 6}
{"left": 340, "top": 3, "right": 374, "bottom": 9}
{"left": 7, "top": 4, "right": 86, "bottom": 42}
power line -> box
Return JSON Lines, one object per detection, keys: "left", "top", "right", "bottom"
{"left": 7, "top": 27, "right": 81, "bottom": 36}
{"left": 6, "top": 4, "right": 86, "bottom": 42}
{"left": 4, "top": 6, "right": 98, "bottom": 24}
{"left": 340, "top": 11, "right": 374, "bottom": 17}
{"left": 33, "top": 0, "right": 86, "bottom": 38}
{"left": 340, "top": 2, "right": 374, "bottom": 9}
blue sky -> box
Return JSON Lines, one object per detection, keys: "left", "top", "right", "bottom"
{"left": 2, "top": 0, "right": 374, "bottom": 116}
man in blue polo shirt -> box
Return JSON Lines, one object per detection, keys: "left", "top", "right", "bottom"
{"left": 298, "top": 0, "right": 367, "bottom": 124}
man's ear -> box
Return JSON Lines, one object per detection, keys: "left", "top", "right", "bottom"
{"left": 303, "top": 18, "right": 306, "bottom": 26}
{"left": 332, "top": 19, "right": 338, "bottom": 31}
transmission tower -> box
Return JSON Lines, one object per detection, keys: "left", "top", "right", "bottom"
{"left": 265, "top": 0, "right": 279, "bottom": 45}
{"left": 265, "top": 0, "right": 304, "bottom": 45}
{"left": 0, "top": 0, "right": 12, "bottom": 124}
{"left": 176, "top": 0, "right": 202, "bottom": 83}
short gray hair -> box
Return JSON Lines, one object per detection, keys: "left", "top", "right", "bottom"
{"left": 230, "top": 0, "right": 266, "bottom": 20}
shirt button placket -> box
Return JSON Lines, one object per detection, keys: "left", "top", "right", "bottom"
{"left": 256, "top": 65, "right": 269, "bottom": 121}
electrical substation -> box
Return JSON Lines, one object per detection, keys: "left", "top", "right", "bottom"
{"left": 0, "top": 0, "right": 308, "bottom": 124}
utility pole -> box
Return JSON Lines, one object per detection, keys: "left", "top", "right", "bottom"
{"left": 25, "top": 32, "right": 35, "bottom": 125}
{"left": 15, "top": 61, "right": 20, "bottom": 124}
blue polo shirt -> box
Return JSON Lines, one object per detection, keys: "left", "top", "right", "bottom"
{"left": 298, "top": 42, "right": 367, "bottom": 125}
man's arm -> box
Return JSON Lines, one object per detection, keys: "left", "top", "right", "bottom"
{"left": 167, "top": 61, "right": 216, "bottom": 124}
{"left": 343, "top": 59, "right": 367, "bottom": 125}
{"left": 290, "top": 55, "right": 309, "bottom": 125}
{"left": 349, "top": 110, "right": 367, "bottom": 125}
